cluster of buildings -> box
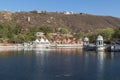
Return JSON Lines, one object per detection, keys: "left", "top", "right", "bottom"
{"left": 24, "top": 32, "right": 120, "bottom": 52}
{"left": 29, "top": 10, "right": 87, "bottom": 15}
{"left": 35, "top": 32, "right": 83, "bottom": 44}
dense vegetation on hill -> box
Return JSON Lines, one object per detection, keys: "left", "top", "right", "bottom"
{"left": 0, "top": 10, "right": 120, "bottom": 43}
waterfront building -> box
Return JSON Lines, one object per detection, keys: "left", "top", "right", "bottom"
{"left": 111, "top": 40, "right": 120, "bottom": 51}
{"left": 33, "top": 38, "right": 50, "bottom": 48}
{"left": 96, "top": 35, "right": 105, "bottom": 51}
{"left": 83, "top": 37, "right": 89, "bottom": 46}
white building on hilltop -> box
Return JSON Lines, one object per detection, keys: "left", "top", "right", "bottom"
{"left": 63, "top": 11, "right": 74, "bottom": 15}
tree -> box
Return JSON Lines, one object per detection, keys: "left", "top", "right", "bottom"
{"left": 114, "top": 28, "right": 120, "bottom": 38}
{"left": 96, "top": 28, "right": 115, "bottom": 42}
{"left": 59, "top": 28, "right": 69, "bottom": 34}
{"left": 74, "top": 32, "right": 84, "bottom": 40}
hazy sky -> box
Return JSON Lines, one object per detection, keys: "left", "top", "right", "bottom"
{"left": 0, "top": 0, "right": 120, "bottom": 17}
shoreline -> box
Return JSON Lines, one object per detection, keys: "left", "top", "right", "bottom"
{"left": 0, "top": 43, "right": 83, "bottom": 48}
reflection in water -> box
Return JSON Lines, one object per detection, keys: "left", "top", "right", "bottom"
{"left": 110, "top": 52, "right": 114, "bottom": 59}
{"left": 97, "top": 52, "right": 106, "bottom": 80}
{"left": 1, "top": 48, "right": 120, "bottom": 80}
{"left": 35, "top": 49, "right": 49, "bottom": 66}
{"left": 51, "top": 48, "right": 83, "bottom": 54}
{"left": 97, "top": 52, "right": 106, "bottom": 66}
{"left": 0, "top": 47, "right": 118, "bottom": 58}
{"left": 0, "top": 50, "right": 23, "bottom": 58}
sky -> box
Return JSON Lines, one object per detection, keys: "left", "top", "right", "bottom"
{"left": 0, "top": 0, "right": 120, "bottom": 17}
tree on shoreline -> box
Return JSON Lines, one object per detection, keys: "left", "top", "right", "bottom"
{"left": 96, "top": 28, "right": 115, "bottom": 42}
{"left": 0, "top": 23, "right": 120, "bottom": 44}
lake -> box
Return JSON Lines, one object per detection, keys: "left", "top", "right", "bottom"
{"left": 0, "top": 48, "right": 120, "bottom": 80}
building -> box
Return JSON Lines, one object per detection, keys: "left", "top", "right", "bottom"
{"left": 63, "top": 11, "right": 74, "bottom": 15}
{"left": 35, "top": 32, "right": 45, "bottom": 37}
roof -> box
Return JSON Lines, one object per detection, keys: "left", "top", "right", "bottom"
{"left": 40, "top": 38, "right": 45, "bottom": 42}
{"left": 96, "top": 35, "right": 103, "bottom": 41}
{"left": 35, "top": 39, "right": 39, "bottom": 42}
{"left": 83, "top": 37, "right": 89, "bottom": 42}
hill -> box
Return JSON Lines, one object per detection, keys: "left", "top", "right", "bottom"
{"left": 1, "top": 10, "right": 120, "bottom": 32}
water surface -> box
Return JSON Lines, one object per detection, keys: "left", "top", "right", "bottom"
{"left": 0, "top": 48, "right": 120, "bottom": 80}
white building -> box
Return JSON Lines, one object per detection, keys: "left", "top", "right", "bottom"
{"left": 35, "top": 32, "right": 45, "bottom": 37}
{"left": 96, "top": 35, "right": 105, "bottom": 51}
{"left": 33, "top": 38, "right": 50, "bottom": 48}
{"left": 63, "top": 11, "right": 74, "bottom": 15}
{"left": 83, "top": 37, "right": 89, "bottom": 46}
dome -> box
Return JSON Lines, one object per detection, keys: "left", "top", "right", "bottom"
{"left": 96, "top": 35, "right": 103, "bottom": 41}
{"left": 40, "top": 38, "right": 45, "bottom": 43}
{"left": 83, "top": 37, "right": 89, "bottom": 42}
{"left": 45, "top": 39, "right": 49, "bottom": 43}
{"left": 35, "top": 39, "right": 39, "bottom": 43}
